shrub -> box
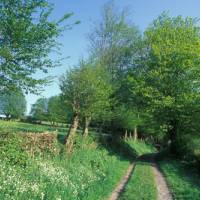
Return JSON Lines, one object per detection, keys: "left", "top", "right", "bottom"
{"left": 0, "top": 133, "right": 29, "bottom": 167}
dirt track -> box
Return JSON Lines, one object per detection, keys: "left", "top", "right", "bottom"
{"left": 108, "top": 154, "right": 173, "bottom": 200}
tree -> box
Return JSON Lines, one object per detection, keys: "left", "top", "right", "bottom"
{"left": 0, "top": 89, "right": 26, "bottom": 119}
{"left": 88, "top": 0, "right": 141, "bottom": 80}
{"left": 128, "top": 13, "right": 200, "bottom": 154}
{"left": 115, "top": 105, "right": 141, "bottom": 140}
{"left": 48, "top": 95, "right": 71, "bottom": 125}
{"left": 60, "top": 61, "right": 112, "bottom": 152}
{"left": 87, "top": 1, "right": 142, "bottom": 136}
{"left": 78, "top": 62, "right": 112, "bottom": 137}
{"left": 30, "top": 98, "right": 48, "bottom": 122}
{"left": 0, "top": 0, "right": 78, "bottom": 93}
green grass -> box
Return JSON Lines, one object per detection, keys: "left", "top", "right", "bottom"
{"left": 0, "top": 120, "right": 68, "bottom": 134}
{"left": 159, "top": 159, "right": 200, "bottom": 200}
{"left": 126, "top": 139, "right": 156, "bottom": 155}
{"left": 0, "top": 143, "right": 130, "bottom": 200}
{"left": 0, "top": 120, "right": 160, "bottom": 200}
{"left": 0, "top": 120, "right": 131, "bottom": 200}
{"left": 120, "top": 140, "right": 157, "bottom": 200}
{"left": 120, "top": 161, "right": 157, "bottom": 200}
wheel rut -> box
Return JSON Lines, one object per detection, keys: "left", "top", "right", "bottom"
{"left": 108, "top": 153, "right": 173, "bottom": 200}
{"left": 152, "top": 159, "right": 173, "bottom": 200}
{"left": 108, "top": 161, "right": 135, "bottom": 200}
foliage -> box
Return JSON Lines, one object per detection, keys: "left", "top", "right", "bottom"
{"left": 0, "top": 121, "right": 134, "bottom": 200}
{"left": 48, "top": 95, "right": 71, "bottom": 124}
{"left": 127, "top": 13, "right": 200, "bottom": 156}
{"left": 60, "top": 62, "right": 112, "bottom": 119}
{"left": 88, "top": 0, "right": 141, "bottom": 79}
{"left": 87, "top": 1, "right": 143, "bottom": 136}
{"left": 112, "top": 105, "right": 142, "bottom": 133}
{"left": 0, "top": 0, "right": 76, "bottom": 93}
{"left": 0, "top": 132, "right": 29, "bottom": 167}
{"left": 30, "top": 98, "right": 49, "bottom": 122}
{"left": 30, "top": 96, "right": 72, "bottom": 124}
{"left": 60, "top": 60, "right": 113, "bottom": 142}
{"left": 0, "top": 89, "right": 26, "bottom": 119}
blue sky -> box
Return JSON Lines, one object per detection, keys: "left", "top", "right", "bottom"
{"left": 26, "top": 0, "right": 200, "bottom": 114}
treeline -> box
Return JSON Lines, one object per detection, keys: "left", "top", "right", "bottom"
{"left": 29, "top": 96, "right": 71, "bottom": 125}
{"left": 0, "top": 0, "right": 199, "bottom": 163}
{"left": 0, "top": 89, "right": 26, "bottom": 119}
{"left": 60, "top": 2, "right": 200, "bottom": 163}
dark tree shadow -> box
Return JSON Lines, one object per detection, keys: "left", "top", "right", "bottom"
{"left": 96, "top": 134, "right": 138, "bottom": 162}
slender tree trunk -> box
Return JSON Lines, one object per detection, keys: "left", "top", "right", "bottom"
{"left": 134, "top": 126, "right": 138, "bottom": 141}
{"left": 65, "top": 113, "right": 79, "bottom": 153}
{"left": 129, "top": 131, "right": 132, "bottom": 139}
{"left": 169, "top": 119, "right": 178, "bottom": 155}
{"left": 124, "top": 129, "right": 128, "bottom": 140}
{"left": 82, "top": 117, "right": 91, "bottom": 137}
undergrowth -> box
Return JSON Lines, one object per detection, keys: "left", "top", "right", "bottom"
{"left": 0, "top": 121, "right": 131, "bottom": 200}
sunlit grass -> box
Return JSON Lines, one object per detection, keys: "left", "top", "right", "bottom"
{"left": 120, "top": 161, "right": 157, "bottom": 200}
{"left": 119, "top": 140, "right": 157, "bottom": 200}
{"left": 126, "top": 139, "right": 156, "bottom": 155}
{"left": 0, "top": 120, "right": 67, "bottom": 134}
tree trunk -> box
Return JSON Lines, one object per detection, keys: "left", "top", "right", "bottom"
{"left": 129, "top": 131, "right": 132, "bottom": 139}
{"left": 65, "top": 113, "right": 79, "bottom": 153}
{"left": 134, "top": 126, "right": 138, "bottom": 141}
{"left": 169, "top": 119, "right": 178, "bottom": 155}
{"left": 124, "top": 129, "right": 128, "bottom": 140}
{"left": 82, "top": 117, "right": 91, "bottom": 137}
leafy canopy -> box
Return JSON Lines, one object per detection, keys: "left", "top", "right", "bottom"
{"left": 0, "top": 0, "right": 77, "bottom": 93}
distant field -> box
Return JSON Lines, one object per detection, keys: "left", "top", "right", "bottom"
{"left": 0, "top": 120, "right": 68, "bottom": 134}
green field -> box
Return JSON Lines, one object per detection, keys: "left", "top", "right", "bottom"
{"left": 0, "top": 120, "right": 68, "bottom": 134}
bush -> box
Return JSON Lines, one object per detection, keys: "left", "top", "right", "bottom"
{"left": 0, "top": 133, "right": 29, "bottom": 167}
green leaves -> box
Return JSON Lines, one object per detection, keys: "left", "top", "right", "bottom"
{"left": 0, "top": 0, "right": 74, "bottom": 93}
{"left": 126, "top": 13, "right": 200, "bottom": 155}
{"left": 60, "top": 61, "right": 113, "bottom": 122}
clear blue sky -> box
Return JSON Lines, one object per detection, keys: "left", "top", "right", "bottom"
{"left": 26, "top": 0, "right": 200, "bottom": 114}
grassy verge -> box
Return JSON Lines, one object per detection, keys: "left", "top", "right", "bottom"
{"left": 0, "top": 120, "right": 131, "bottom": 200}
{"left": 158, "top": 159, "right": 200, "bottom": 200}
{"left": 119, "top": 140, "right": 157, "bottom": 200}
